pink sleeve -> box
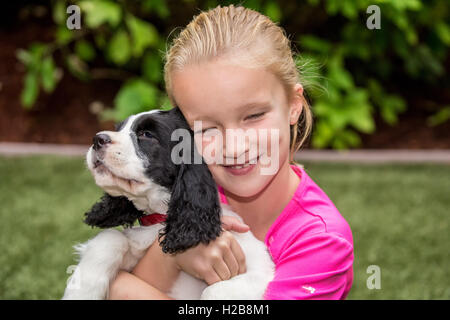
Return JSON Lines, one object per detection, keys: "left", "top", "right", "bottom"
{"left": 263, "top": 232, "right": 354, "bottom": 300}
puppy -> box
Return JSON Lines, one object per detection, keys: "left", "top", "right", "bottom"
{"left": 62, "top": 108, "right": 274, "bottom": 300}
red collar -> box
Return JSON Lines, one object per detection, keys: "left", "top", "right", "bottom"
{"left": 139, "top": 213, "right": 166, "bottom": 226}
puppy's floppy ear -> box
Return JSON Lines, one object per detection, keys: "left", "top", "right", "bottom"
{"left": 159, "top": 142, "right": 222, "bottom": 254}
{"left": 84, "top": 193, "right": 144, "bottom": 228}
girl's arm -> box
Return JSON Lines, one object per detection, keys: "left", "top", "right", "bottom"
{"left": 109, "top": 271, "right": 174, "bottom": 300}
{"left": 108, "top": 239, "right": 179, "bottom": 300}
{"left": 132, "top": 236, "right": 180, "bottom": 293}
{"left": 109, "top": 216, "right": 249, "bottom": 299}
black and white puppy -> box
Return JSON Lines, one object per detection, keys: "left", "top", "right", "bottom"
{"left": 62, "top": 108, "right": 274, "bottom": 300}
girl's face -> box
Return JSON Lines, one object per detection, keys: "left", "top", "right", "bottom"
{"left": 171, "top": 59, "right": 302, "bottom": 198}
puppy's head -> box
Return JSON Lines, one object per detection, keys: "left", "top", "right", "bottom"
{"left": 85, "top": 108, "right": 222, "bottom": 253}
{"left": 86, "top": 109, "right": 179, "bottom": 210}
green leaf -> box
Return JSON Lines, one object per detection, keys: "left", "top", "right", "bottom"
{"left": 313, "top": 101, "right": 332, "bottom": 117}
{"left": 26, "top": 43, "right": 47, "bottom": 71}
{"left": 340, "top": 129, "right": 361, "bottom": 148}
{"left": 52, "top": 0, "right": 67, "bottom": 25}
{"left": 21, "top": 72, "right": 39, "bottom": 108}
{"left": 114, "top": 79, "right": 159, "bottom": 120}
{"left": 16, "top": 49, "right": 32, "bottom": 65}
{"left": 159, "top": 95, "right": 173, "bottom": 110}
{"left": 380, "top": 95, "right": 406, "bottom": 125}
{"left": 142, "top": 51, "right": 162, "bottom": 82}
{"left": 341, "top": 0, "right": 358, "bottom": 19}
{"left": 327, "top": 105, "right": 349, "bottom": 130}
{"left": 264, "top": 2, "right": 282, "bottom": 22}
{"left": 40, "top": 57, "right": 57, "bottom": 93}
{"left": 346, "top": 90, "right": 375, "bottom": 133}
{"left": 350, "top": 111, "right": 374, "bottom": 133}
{"left": 307, "top": 0, "right": 320, "bottom": 6}
{"left": 142, "top": 0, "right": 170, "bottom": 19}
{"left": 79, "top": 0, "right": 122, "bottom": 28}
{"left": 312, "top": 120, "right": 334, "bottom": 149}
{"left": 107, "top": 30, "right": 131, "bottom": 65}
{"left": 66, "top": 54, "right": 90, "bottom": 81}
{"left": 94, "top": 34, "right": 107, "bottom": 49}
{"left": 391, "top": 0, "right": 422, "bottom": 11}
{"left": 325, "top": 0, "right": 340, "bottom": 15}
{"left": 126, "top": 14, "right": 159, "bottom": 57}
{"left": 300, "top": 35, "right": 332, "bottom": 53}
{"left": 244, "top": 0, "right": 262, "bottom": 11}
{"left": 435, "top": 22, "right": 450, "bottom": 46}
{"left": 427, "top": 106, "right": 450, "bottom": 127}
{"left": 55, "top": 26, "right": 73, "bottom": 45}
{"left": 328, "top": 64, "right": 354, "bottom": 90}
{"left": 75, "top": 40, "right": 96, "bottom": 62}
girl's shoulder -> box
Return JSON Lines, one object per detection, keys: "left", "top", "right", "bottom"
{"left": 266, "top": 164, "right": 353, "bottom": 252}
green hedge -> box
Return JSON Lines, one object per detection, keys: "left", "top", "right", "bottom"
{"left": 17, "top": 0, "right": 450, "bottom": 149}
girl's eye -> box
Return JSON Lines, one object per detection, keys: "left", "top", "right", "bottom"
{"left": 195, "top": 127, "right": 217, "bottom": 135}
{"left": 203, "top": 128, "right": 215, "bottom": 134}
{"left": 245, "top": 112, "right": 265, "bottom": 120}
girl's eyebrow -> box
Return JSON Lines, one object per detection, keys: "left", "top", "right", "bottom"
{"left": 237, "top": 101, "right": 271, "bottom": 111}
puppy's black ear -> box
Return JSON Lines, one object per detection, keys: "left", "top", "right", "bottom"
{"left": 159, "top": 153, "right": 222, "bottom": 254}
{"left": 84, "top": 193, "right": 144, "bottom": 228}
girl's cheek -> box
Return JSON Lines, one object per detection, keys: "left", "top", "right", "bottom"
{"left": 196, "top": 134, "right": 221, "bottom": 165}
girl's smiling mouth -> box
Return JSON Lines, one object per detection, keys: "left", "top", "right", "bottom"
{"left": 221, "top": 154, "right": 261, "bottom": 176}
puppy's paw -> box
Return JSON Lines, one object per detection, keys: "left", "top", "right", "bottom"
{"left": 200, "top": 273, "right": 270, "bottom": 300}
{"left": 200, "top": 282, "right": 229, "bottom": 300}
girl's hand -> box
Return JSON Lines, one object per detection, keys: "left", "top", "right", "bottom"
{"left": 173, "top": 216, "right": 249, "bottom": 285}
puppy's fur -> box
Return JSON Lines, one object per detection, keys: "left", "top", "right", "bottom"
{"left": 62, "top": 108, "right": 274, "bottom": 299}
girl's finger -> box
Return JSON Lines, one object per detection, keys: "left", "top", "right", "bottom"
{"left": 203, "top": 268, "right": 223, "bottom": 286}
{"left": 222, "top": 246, "right": 239, "bottom": 277}
{"left": 221, "top": 216, "right": 250, "bottom": 233}
{"left": 211, "top": 259, "right": 231, "bottom": 283}
{"left": 229, "top": 237, "right": 246, "bottom": 274}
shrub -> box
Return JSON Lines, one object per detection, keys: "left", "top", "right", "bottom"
{"left": 17, "top": 0, "right": 450, "bottom": 148}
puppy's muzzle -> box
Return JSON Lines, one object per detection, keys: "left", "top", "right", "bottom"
{"left": 93, "top": 133, "right": 112, "bottom": 151}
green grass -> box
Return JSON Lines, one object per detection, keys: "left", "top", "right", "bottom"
{"left": 0, "top": 156, "right": 448, "bottom": 299}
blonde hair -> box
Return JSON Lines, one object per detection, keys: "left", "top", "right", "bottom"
{"left": 164, "top": 4, "right": 313, "bottom": 163}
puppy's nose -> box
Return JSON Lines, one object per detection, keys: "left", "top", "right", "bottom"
{"left": 93, "top": 134, "right": 111, "bottom": 150}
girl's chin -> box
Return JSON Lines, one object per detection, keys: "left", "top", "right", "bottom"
{"left": 213, "top": 168, "right": 273, "bottom": 199}
{"left": 221, "top": 183, "right": 265, "bottom": 199}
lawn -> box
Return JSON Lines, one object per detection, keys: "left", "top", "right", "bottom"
{"left": 0, "top": 155, "right": 448, "bottom": 299}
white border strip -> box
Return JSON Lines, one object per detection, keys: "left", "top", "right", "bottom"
{"left": 0, "top": 142, "right": 89, "bottom": 157}
{"left": 294, "top": 149, "right": 450, "bottom": 164}
{"left": 0, "top": 142, "right": 449, "bottom": 163}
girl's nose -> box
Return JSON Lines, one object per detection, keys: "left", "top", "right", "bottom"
{"left": 223, "top": 129, "right": 252, "bottom": 164}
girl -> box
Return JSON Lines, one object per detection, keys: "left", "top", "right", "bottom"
{"left": 109, "top": 4, "right": 354, "bottom": 300}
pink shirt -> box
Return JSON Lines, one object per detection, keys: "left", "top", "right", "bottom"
{"left": 217, "top": 164, "right": 354, "bottom": 300}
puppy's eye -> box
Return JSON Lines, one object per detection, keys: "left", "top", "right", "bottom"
{"left": 138, "top": 130, "right": 154, "bottom": 139}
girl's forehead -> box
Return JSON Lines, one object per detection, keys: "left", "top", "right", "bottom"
{"left": 172, "top": 63, "right": 285, "bottom": 121}
{"left": 173, "top": 61, "right": 279, "bottom": 98}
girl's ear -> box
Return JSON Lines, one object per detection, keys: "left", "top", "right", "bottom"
{"left": 159, "top": 147, "right": 223, "bottom": 254}
{"left": 84, "top": 193, "right": 145, "bottom": 228}
{"left": 289, "top": 83, "right": 304, "bottom": 125}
